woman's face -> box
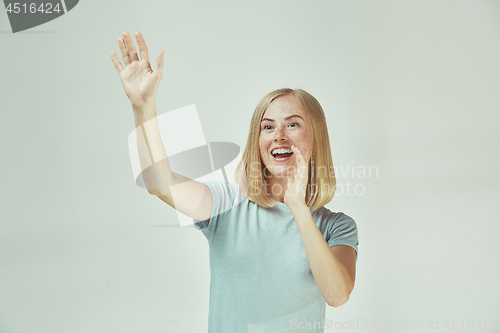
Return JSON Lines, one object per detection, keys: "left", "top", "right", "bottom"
{"left": 259, "top": 94, "right": 313, "bottom": 181}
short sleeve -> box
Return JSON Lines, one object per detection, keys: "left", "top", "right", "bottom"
{"left": 192, "top": 180, "right": 239, "bottom": 237}
{"left": 327, "top": 212, "right": 359, "bottom": 262}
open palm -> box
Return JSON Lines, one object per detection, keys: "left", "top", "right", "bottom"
{"left": 110, "top": 31, "right": 164, "bottom": 108}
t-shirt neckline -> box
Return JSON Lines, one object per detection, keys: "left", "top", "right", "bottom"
{"left": 272, "top": 200, "right": 314, "bottom": 214}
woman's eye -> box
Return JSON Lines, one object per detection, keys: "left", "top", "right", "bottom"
{"left": 263, "top": 123, "right": 298, "bottom": 130}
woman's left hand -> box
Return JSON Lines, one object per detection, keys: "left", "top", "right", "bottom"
{"left": 284, "top": 145, "right": 310, "bottom": 209}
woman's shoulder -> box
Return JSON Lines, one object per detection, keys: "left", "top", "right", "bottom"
{"left": 314, "top": 206, "right": 356, "bottom": 225}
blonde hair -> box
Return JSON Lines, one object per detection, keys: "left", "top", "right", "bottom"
{"left": 235, "top": 88, "right": 336, "bottom": 211}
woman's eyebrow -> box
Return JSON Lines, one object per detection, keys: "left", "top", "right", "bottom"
{"left": 261, "top": 114, "right": 304, "bottom": 122}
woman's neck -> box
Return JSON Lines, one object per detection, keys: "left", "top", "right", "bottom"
{"left": 266, "top": 176, "right": 288, "bottom": 203}
{"left": 266, "top": 176, "right": 311, "bottom": 205}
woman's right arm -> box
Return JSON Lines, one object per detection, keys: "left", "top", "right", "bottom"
{"left": 111, "top": 31, "right": 212, "bottom": 223}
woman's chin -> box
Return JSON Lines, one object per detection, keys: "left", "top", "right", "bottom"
{"left": 268, "top": 166, "right": 296, "bottom": 179}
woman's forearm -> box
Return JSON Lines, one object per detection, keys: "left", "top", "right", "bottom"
{"left": 130, "top": 102, "right": 213, "bottom": 220}
{"left": 291, "top": 204, "right": 354, "bottom": 307}
{"left": 132, "top": 102, "right": 175, "bottom": 199}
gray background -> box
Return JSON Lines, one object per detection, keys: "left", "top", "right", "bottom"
{"left": 1, "top": 0, "right": 499, "bottom": 332}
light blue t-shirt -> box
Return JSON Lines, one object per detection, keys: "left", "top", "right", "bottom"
{"left": 193, "top": 180, "right": 358, "bottom": 333}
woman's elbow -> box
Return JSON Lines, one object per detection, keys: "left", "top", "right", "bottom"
{"left": 327, "top": 293, "right": 350, "bottom": 308}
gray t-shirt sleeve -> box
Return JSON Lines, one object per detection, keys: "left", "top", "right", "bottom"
{"left": 192, "top": 180, "right": 238, "bottom": 237}
{"left": 327, "top": 212, "right": 359, "bottom": 261}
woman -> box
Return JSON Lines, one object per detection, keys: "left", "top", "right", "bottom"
{"left": 111, "top": 31, "right": 358, "bottom": 333}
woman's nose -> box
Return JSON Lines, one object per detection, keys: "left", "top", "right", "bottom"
{"left": 273, "top": 127, "right": 287, "bottom": 141}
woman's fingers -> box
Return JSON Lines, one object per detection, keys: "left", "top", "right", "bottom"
{"left": 292, "top": 145, "right": 308, "bottom": 178}
{"left": 110, "top": 51, "right": 124, "bottom": 73}
{"left": 292, "top": 145, "right": 301, "bottom": 161}
{"left": 153, "top": 51, "right": 164, "bottom": 76}
{"left": 292, "top": 145, "right": 304, "bottom": 166}
{"left": 135, "top": 32, "right": 150, "bottom": 64}
{"left": 122, "top": 31, "right": 140, "bottom": 62}
{"left": 118, "top": 37, "right": 131, "bottom": 66}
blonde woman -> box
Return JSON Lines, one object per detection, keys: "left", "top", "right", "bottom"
{"left": 111, "top": 31, "right": 358, "bottom": 333}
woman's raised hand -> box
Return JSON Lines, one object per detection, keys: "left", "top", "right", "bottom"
{"left": 284, "top": 145, "right": 310, "bottom": 209}
{"left": 110, "top": 31, "right": 164, "bottom": 109}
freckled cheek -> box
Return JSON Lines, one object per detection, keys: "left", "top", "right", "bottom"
{"left": 259, "top": 136, "right": 266, "bottom": 151}
{"left": 292, "top": 133, "right": 312, "bottom": 157}
{"left": 259, "top": 144, "right": 270, "bottom": 164}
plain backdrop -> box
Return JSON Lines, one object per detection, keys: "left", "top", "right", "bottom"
{"left": 1, "top": 1, "right": 499, "bottom": 332}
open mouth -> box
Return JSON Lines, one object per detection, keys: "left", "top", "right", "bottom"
{"left": 272, "top": 152, "right": 293, "bottom": 158}
{"left": 272, "top": 148, "right": 294, "bottom": 160}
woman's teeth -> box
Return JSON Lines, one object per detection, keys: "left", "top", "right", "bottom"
{"left": 272, "top": 148, "right": 293, "bottom": 157}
